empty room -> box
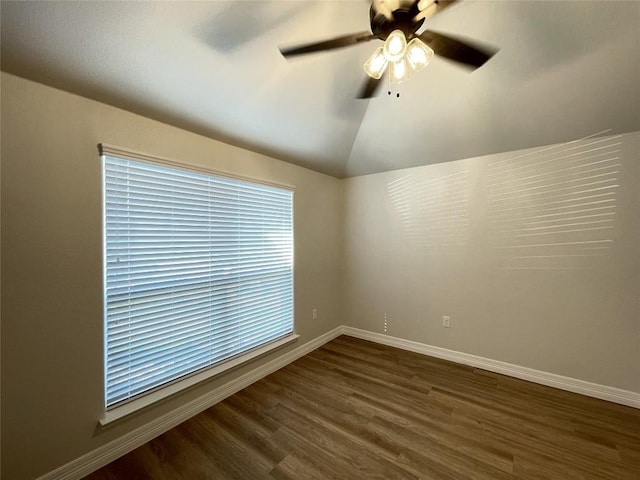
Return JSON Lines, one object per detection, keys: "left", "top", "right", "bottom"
{"left": 1, "top": 1, "right": 639, "bottom": 479}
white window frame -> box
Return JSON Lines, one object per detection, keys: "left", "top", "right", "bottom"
{"left": 99, "top": 144, "right": 297, "bottom": 425}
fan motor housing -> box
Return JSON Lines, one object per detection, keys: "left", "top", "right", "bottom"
{"left": 370, "top": 0, "right": 425, "bottom": 38}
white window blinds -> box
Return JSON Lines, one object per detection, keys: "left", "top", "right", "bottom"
{"left": 103, "top": 154, "right": 294, "bottom": 408}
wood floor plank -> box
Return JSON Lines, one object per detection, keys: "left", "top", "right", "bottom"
{"left": 617, "top": 445, "right": 640, "bottom": 468}
{"left": 449, "top": 409, "right": 634, "bottom": 480}
{"left": 269, "top": 453, "right": 334, "bottom": 480}
{"left": 149, "top": 428, "right": 231, "bottom": 480}
{"left": 267, "top": 402, "right": 418, "bottom": 480}
{"left": 85, "top": 336, "right": 640, "bottom": 479}
{"left": 205, "top": 402, "right": 288, "bottom": 466}
{"left": 270, "top": 424, "right": 374, "bottom": 480}
{"left": 346, "top": 392, "right": 515, "bottom": 474}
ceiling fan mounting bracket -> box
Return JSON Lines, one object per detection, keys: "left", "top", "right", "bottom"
{"left": 369, "top": 5, "right": 424, "bottom": 39}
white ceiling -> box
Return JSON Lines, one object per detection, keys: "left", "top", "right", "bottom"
{"left": 2, "top": 1, "right": 639, "bottom": 177}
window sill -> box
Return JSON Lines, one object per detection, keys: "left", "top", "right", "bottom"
{"left": 99, "top": 333, "right": 299, "bottom": 426}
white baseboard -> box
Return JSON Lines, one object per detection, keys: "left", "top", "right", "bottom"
{"left": 37, "top": 326, "right": 344, "bottom": 480}
{"left": 38, "top": 324, "right": 640, "bottom": 479}
{"left": 341, "top": 326, "right": 640, "bottom": 409}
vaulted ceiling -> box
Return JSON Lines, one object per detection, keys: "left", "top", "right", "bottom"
{"left": 2, "top": 1, "right": 639, "bottom": 177}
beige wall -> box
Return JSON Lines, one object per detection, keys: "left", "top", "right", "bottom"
{"left": 0, "top": 73, "right": 343, "bottom": 480}
{"left": 343, "top": 131, "right": 640, "bottom": 394}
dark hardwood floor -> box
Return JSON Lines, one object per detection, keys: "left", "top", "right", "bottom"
{"left": 85, "top": 335, "right": 640, "bottom": 479}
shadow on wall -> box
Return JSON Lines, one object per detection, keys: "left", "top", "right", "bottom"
{"left": 387, "top": 170, "right": 470, "bottom": 250}
{"left": 487, "top": 131, "right": 621, "bottom": 270}
{"left": 386, "top": 131, "right": 621, "bottom": 270}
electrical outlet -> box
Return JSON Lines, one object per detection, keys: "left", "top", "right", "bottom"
{"left": 312, "top": 308, "right": 318, "bottom": 320}
{"left": 442, "top": 316, "right": 451, "bottom": 328}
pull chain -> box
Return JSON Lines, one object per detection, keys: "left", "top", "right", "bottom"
{"left": 387, "top": 74, "right": 400, "bottom": 98}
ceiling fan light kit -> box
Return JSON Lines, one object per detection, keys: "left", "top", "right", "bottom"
{"left": 390, "top": 57, "right": 409, "bottom": 84}
{"left": 383, "top": 29, "right": 408, "bottom": 61}
{"left": 406, "top": 38, "right": 434, "bottom": 71}
{"left": 364, "top": 30, "right": 435, "bottom": 84}
{"left": 364, "top": 47, "right": 388, "bottom": 79}
{"left": 279, "top": 0, "right": 498, "bottom": 98}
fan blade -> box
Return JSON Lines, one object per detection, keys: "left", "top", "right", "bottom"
{"left": 418, "top": 30, "right": 497, "bottom": 69}
{"left": 415, "top": 0, "right": 459, "bottom": 21}
{"left": 371, "top": 0, "right": 395, "bottom": 22}
{"left": 280, "top": 31, "right": 376, "bottom": 58}
{"left": 357, "top": 75, "right": 384, "bottom": 99}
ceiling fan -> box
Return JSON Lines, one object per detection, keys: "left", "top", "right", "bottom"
{"left": 279, "top": 0, "right": 498, "bottom": 98}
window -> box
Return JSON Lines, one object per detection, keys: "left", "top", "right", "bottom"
{"left": 102, "top": 147, "right": 294, "bottom": 412}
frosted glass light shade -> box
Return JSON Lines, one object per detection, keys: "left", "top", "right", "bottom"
{"left": 363, "top": 47, "right": 388, "bottom": 79}
{"left": 383, "top": 30, "right": 407, "bottom": 62}
{"left": 390, "top": 57, "right": 410, "bottom": 84}
{"left": 406, "top": 38, "right": 434, "bottom": 72}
